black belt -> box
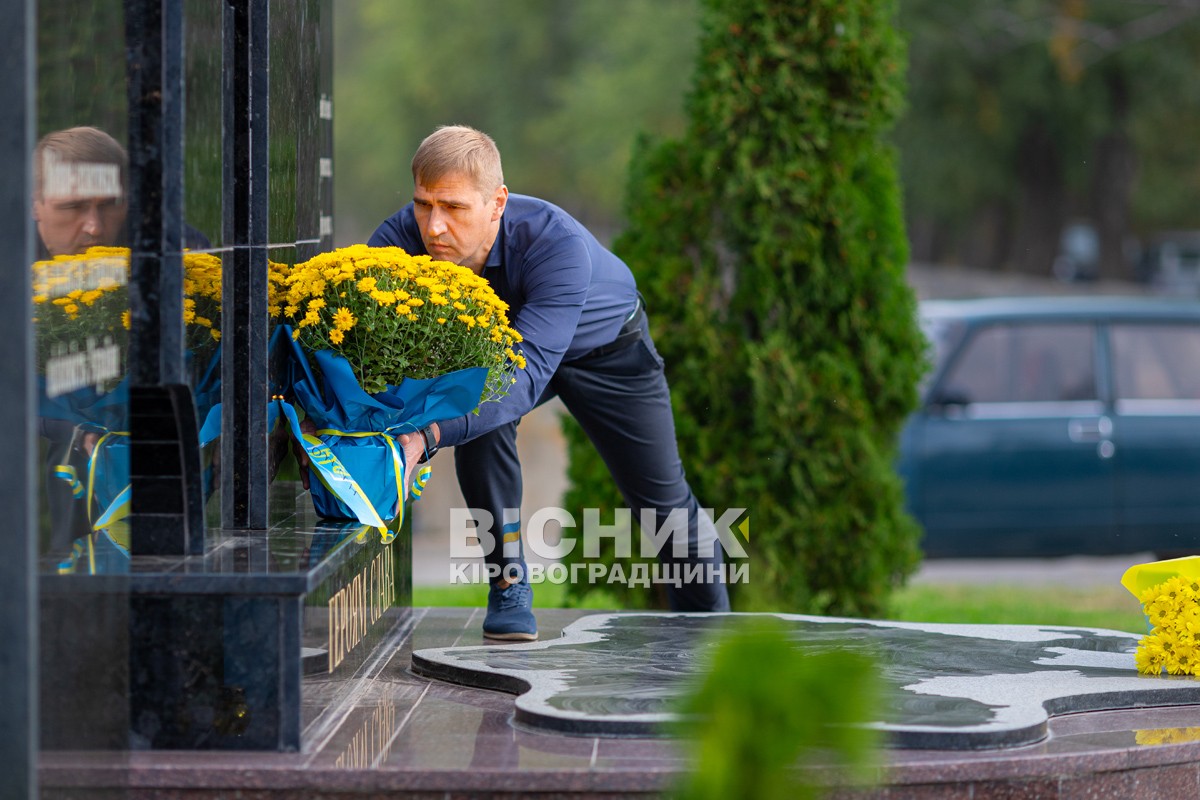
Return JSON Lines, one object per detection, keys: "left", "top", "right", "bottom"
{"left": 575, "top": 296, "right": 645, "bottom": 361}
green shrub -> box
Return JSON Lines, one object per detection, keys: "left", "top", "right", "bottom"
{"left": 563, "top": 0, "right": 926, "bottom": 616}
{"left": 672, "top": 618, "right": 880, "bottom": 800}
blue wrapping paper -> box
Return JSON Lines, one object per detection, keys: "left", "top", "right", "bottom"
{"left": 281, "top": 325, "right": 487, "bottom": 528}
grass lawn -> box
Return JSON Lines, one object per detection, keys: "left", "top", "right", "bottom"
{"left": 414, "top": 581, "right": 619, "bottom": 610}
{"left": 414, "top": 579, "right": 1146, "bottom": 634}
{"left": 887, "top": 583, "right": 1145, "bottom": 634}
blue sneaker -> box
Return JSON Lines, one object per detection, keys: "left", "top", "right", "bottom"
{"left": 483, "top": 579, "right": 538, "bottom": 641}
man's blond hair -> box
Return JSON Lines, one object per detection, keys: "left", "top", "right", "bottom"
{"left": 411, "top": 125, "right": 504, "bottom": 196}
{"left": 33, "top": 126, "right": 128, "bottom": 200}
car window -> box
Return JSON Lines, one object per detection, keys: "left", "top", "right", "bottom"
{"left": 939, "top": 323, "right": 1096, "bottom": 404}
{"left": 917, "top": 315, "right": 965, "bottom": 394}
{"left": 1111, "top": 323, "right": 1200, "bottom": 402}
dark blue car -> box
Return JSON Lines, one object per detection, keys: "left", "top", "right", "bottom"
{"left": 899, "top": 296, "right": 1200, "bottom": 558}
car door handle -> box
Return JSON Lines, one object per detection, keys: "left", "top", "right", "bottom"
{"left": 1068, "top": 416, "right": 1112, "bottom": 442}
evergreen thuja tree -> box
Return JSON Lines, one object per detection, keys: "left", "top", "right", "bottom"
{"left": 562, "top": 0, "right": 927, "bottom": 616}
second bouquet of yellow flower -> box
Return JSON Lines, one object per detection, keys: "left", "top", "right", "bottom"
{"left": 272, "top": 245, "right": 525, "bottom": 530}
{"left": 1122, "top": 556, "right": 1200, "bottom": 676}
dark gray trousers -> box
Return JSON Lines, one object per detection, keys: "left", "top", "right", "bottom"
{"left": 455, "top": 316, "right": 731, "bottom": 612}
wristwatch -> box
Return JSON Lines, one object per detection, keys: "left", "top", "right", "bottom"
{"left": 418, "top": 425, "right": 439, "bottom": 463}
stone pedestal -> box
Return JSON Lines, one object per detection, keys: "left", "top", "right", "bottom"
{"left": 39, "top": 484, "right": 411, "bottom": 751}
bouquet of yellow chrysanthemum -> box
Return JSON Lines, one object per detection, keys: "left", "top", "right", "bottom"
{"left": 1122, "top": 557, "right": 1200, "bottom": 676}
{"left": 278, "top": 244, "right": 524, "bottom": 397}
{"left": 272, "top": 245, "right": 525, "bottom": 528}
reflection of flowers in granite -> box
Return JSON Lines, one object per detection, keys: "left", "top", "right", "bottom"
{"left": 33, "top": 247, "right": 235, "bottom": 381}
{"left": 1135, "top": 726, "right": 1200, "bottom": 745}
{"left": 32, "top": 246, "right": 130, "bottom": 390}
{"left": 276, "top": 244, "right": 525, "bottom": 398}
{"left": 1134, "top": 576, "right": 1200, "bottom": 676}
{"left": 181, "top": 250, "right": 223, "bottom": 349}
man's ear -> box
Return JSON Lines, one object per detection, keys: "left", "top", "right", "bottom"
{"left": 492, "top": 185, "right": 509, "bottom": 221}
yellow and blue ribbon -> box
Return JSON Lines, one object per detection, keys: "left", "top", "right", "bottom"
{"left": 51, "top": 430, "right": 131, "bottom": 528}
{"left": 410, "top": 464, "right": 432, "bottom": 499}
{"left": 278, "top": 400, "right": 391, "bottom": 538}
{"left": 54, "top": 464, "right": 85, "bottom": 499}
{"left": 86, "top": 431, "right": 130, "bottom": 528}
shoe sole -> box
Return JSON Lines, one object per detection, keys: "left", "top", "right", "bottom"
{"left": 482, "top": 630, "right": 539, "bottom": 642}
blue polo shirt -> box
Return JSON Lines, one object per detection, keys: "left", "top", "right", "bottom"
{"left": 368, "top": 193, "right": 639, "bottom": 448}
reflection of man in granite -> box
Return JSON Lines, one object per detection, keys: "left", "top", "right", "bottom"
{"left": 371, "top": 125, "right": 731, "bottom": 641}
{"left": 33, "top": 127, "right": 212, "bottom": 563}
{"left": 34, "top": 125, "right": 211, "bottom": 256}
{"left": 34, "top": 127, "right": 131, "bottom": 559}
{"left": 33, "top": 126, "right": 128, "bottom": 258}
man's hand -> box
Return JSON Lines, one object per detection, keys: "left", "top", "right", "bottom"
{"left": 398, "top": 422, "right": 440, "bottom": 482}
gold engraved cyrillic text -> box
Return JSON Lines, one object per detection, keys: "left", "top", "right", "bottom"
{"left": 327, "top": 546, "right": 395, "bottom": 672}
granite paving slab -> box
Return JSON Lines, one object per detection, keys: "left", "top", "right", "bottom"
{"left": 39, "top": 608, "right": 1200, "bottom": 799}
{"left": 412, "top": 612, "right": 1200, "bottom": 749}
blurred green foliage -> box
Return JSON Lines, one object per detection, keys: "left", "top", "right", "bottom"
{"left": 335, "top": 1, "right": 1200, "bottom": 279}
{"left": 183, "top": 0, "right": 224, "bottom": 248}
{"left": 563, "top": 0, "right": 926, "bottom": 617}
{"left": 895, "top": 0, "right": 1200, "bottom": 276}
{"left": 37, "top": 0, "right": 127, "bottom": 139}
{"left": 672, "top": 617, "right": 880, "bottom": 800}
{"left": 333, "top": 0, "right": 700, "bottom": 244}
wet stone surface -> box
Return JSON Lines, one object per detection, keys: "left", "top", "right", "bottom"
{"left": 413, "top": 612, "right": 1200, "bottom": 749}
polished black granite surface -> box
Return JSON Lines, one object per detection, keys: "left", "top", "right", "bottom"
{"left": 38, "top": 607, "right": 1200, "bottom": 799}
{"left": 413, "top": 612, "right": 1200, "bottom": 749}
{"left": 39, "top": 482, "right": 412, "bottom": 752}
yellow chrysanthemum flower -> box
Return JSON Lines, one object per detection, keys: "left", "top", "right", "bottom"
{"left": 332, "top": 307, "right": 357, "bottom": 331}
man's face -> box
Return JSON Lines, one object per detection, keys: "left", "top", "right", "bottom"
{"left": 34, "top": 193, "right": 126, "bottom": 257}
{"left": 412, "top": 171, "right": 507, "bottom": 274}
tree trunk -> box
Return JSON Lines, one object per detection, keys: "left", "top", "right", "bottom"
{"left": 1011, "top": 123, "right": 1067, "bottom": 275}
{"left": 963, "top": 201, "right": 1013, "bottom": 272}
{"left": 1090, "top": 70, "right": 1137, "bottom": 282}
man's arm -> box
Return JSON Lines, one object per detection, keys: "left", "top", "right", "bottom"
{"left": 436, "top": 233, "right": 591, "bottom": 448}
{"left": 367, "top": 210, "right": 591, "bottom": 451}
